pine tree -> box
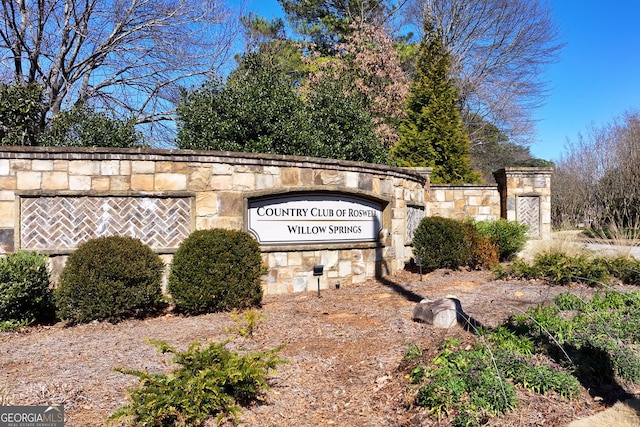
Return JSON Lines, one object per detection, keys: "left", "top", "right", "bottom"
{"left": 391, "top": 22, "right": 480, "bottom": 184}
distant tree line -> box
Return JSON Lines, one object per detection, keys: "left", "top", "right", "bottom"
{"left": 552, "top": 111, "right": 640, "bottom": 231}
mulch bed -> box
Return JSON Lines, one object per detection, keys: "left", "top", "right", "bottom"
{"left": 1, "top": 269, "right": 637, "bottom": 426}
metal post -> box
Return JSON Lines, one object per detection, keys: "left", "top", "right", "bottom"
{"left": 313, "top": 264, "right": 324, "bottom": 297}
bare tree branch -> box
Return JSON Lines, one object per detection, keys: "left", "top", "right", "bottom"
{"left": 553, "top": 112, "right": 640, "bottom": 229}
{"left": 0, "top": 0, "right": 241, "bottom": 146}
{"left": 402, "top": 0, "right": 564, "bottom": 144}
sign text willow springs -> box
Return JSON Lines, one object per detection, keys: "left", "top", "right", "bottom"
{"left": 248, "top": 193, "right": 383, "bottom": 245}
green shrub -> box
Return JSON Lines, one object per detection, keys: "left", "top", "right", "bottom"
{"left": 413, "top": 216, "right": 470, "bottom": 272}
{"left": 606, "top": 256, "right": 640, "bottom": 285}
{"left": 168, "top": 229, "right": 263, "bottom": 315}
{"left": 482, "top": 325, "right": 534, "bottom": 356}
{"left": 413, "top": 342, "right": 519, "bottom": 425}
{"left": 109, "top": 338, "right": 286, "bottom": 426}
{"left": 0, "top": 251, "right": 54, "bottom": 325}
{"left": 504, "top": 252, "right": 610, "bottom": 286}
{"left": 465, "top": 222, "right": 499, "bottom": 270}
{"left": 474, "top": 219, "right": 529, "bottom": 261}
{"left": 55, "top": 236, "right": 165, "bottom": 324}
{"left": 553, "top": 292, "right": 587, "bottom": 310}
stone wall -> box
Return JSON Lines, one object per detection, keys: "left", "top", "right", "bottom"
{"left": 0, "top": 147, "right": 553, "bottom": 294}
{"left": 426, "top": 169, "right": 553, "bottom": 240}
{"left": 0, "top": 147, "right": 426, "bottom": 294}
{"left": 428, "top": 184, "right": 501, "bottom": 221}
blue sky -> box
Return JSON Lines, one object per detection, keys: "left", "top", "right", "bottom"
{"left": 234, "top": 0, "right": 640, "bottom": 161}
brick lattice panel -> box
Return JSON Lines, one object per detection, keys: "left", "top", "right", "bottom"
{"left": 20, "top": 196, "right": 192, "bottom": 251}
{"left": 517, "top": 196, "right": 540, "bottom": 237}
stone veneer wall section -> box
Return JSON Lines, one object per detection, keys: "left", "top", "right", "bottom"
{"left": 428, "top": 184, "right": 501, "bottom": 221}
{"left": 0, "top": 146, "right": 426, "bottom": 295}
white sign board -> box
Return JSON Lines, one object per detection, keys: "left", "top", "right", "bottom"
{"left": 248, "top": 193, "right": 383, "bottom": 245}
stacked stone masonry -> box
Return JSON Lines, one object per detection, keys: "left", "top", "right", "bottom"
{"left": 0, "top": 147, "right": 552, "bottom": 295}
{"left": 428, "top": 185, "right": 501, "bottom": 221}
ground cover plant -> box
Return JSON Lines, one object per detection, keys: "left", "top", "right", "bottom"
{"left": 405, "top": 328, "right": 581, "bottom": 426}
{"left": 109, "top": 313, "right": 286, "bottom": 427}
{"left": 403, "top": 234, "right": 640, "bottom": 425}
{"left": 509, "top": 289, "right": 640, "bottom": 388}
{"left": 404, "top": 285, "right": 640, "bottom": 426}
{"left": 497, "top": 250, "right": 640, "bottom": 287}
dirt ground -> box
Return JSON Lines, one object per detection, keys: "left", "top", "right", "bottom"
{"left": 1, "top": 268, "right": 638, "bottom": 427}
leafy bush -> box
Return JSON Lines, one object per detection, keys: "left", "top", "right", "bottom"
{"left": 605, "top": 256, "right": 640, "bottom": 285}
{"left": 503, "top": 252, "right": 610, "bottom": 286}
{"left": 109, "top": 338, "right": 286, "bottom": 426}
{"left": 0, "top": 251, "right": 54, "bottom": 326}
{"left": 553, "top": 292, "right": 587, "bottom": 310}
{"left": 55, "top": 236, "right": 165, "bottom": 324}
{"left": 465, "top": 223, "right": 499, "bottom": 270}
{"left": 481, "top": 325, "right": 534, "bottom": 356}
{"left": 474, "top": 219, "right": 529, "bottom": 261}
{"left": 411, "top": 341, "right": 522, "bottom": 426}
{"left": 168, "top": 229, "right": 263, "bottom": 315}
{"left": 176, "top": 53, "right": 387, "bottom": 164}
{"left": 38, "top": 105, "right": 145, "bottom": 148}
{"left": 413, "top": 216, "right": 470, "bottom": 271}
{"left": 0, "top": 82, "right": 45, "bottom": 146}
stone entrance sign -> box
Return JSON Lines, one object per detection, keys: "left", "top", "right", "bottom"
{"left": 0, "top": 147, "right": 552, "bottom": 295}
{"left": 248, "top": 192, "right": 383, "bottom": 245}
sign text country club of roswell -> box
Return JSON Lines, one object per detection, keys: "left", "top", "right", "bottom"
{"left": 248, "top": 193, "right": 384, "bottom": 245}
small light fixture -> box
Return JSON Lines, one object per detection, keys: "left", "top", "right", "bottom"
{"left": 313, "top": 264, "right": 324, "bottom": 297}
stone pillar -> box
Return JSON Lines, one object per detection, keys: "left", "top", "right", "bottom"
{"left": 403, "top": 167, "right": 431, "bottom": 241}
{"left": 493, "top": 167, "right": 553, "bottom": 239}
{"left": 408, "top": 167, "right": 433, "bottom": 186}
{"left": 407, "top": 166, "right": 432, "bottom": 215}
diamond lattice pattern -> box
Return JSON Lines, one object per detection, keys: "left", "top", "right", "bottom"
{"left": 21, "top": 196, "right": 192, "bottom": 251}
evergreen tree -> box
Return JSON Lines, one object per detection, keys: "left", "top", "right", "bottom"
{"left": 391, "top": 23, "right": 479, "bottom": 184}
{"left": 277, "top": 0, "right": 394, "bottom": 52}
{"left": 176, "top": 53, "right": 313, "bottom": 155}
{"left": 305, "top": 71, "right": 387, "bottom": 164}
{"left": 0, "top": 83, "right": 45, "bottom": 146}
{"left": 38, "top": 105, "right": 145, "bottom": 148}
{"left": 176, "top": 51, "right": 386, "bottom": 163}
